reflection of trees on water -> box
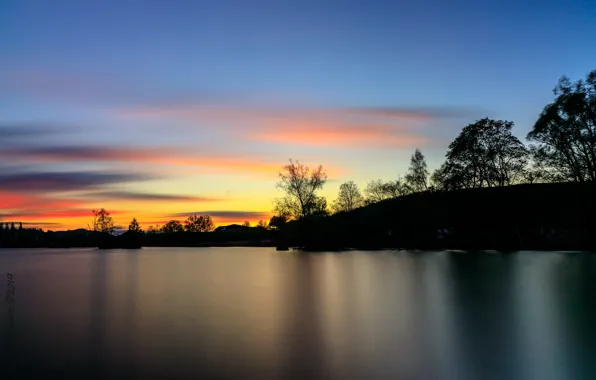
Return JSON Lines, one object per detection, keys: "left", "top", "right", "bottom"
{"left": 88, "top": 252, "right": 107, "bottom": 379}
{"left": 277, "top": 253, "right": 328, "bottom": 380}
{"left": 445, "top": 253, "right": 521, "bottom": 380}
{"left": 88, "top": 251, "right": 140, "bottom": 379}
{"left": 548, "top": 253, "right": 596, "bottom": 378}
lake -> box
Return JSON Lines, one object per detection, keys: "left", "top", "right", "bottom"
{"left": 1, "top": 248, "right": 595, "bottom": 379}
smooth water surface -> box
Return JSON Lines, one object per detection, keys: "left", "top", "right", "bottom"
{"left": 1, "top": 248, "right": 595, "bottom": 379}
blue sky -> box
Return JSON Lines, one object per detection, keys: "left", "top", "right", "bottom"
{"left": 1, "top": 0, "right": 595, "bottom": 228}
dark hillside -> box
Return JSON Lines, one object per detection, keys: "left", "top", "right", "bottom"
{"left": 286, "top": 182, "right": 596, "bottom": 251}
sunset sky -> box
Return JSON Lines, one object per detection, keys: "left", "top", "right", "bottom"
{"left": 1, "top": 0, "right": 595, "bottom": 230}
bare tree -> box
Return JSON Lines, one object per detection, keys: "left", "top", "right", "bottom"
{"left": 274, "top": 159, "right": 328, "bottom": 220}
{"left": 90, "top": 209, "right": 115, "bottom": 234}
{"left": 242, "top": 221, "right": 251, "bottom": 227}
{"left": 332, "top": 181, "right": 364, "bottom": 213}
{"left": 405, "top": 148, "right": 429, "bottom": 192}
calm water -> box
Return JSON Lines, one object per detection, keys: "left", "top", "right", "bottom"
{"left": 1, "top": 248, "right": 595, "bottom": 380}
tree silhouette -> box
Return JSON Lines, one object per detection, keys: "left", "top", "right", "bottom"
{"left": 184, "top": 215, "right": 215, "bottom": 232}
{"left": 332, "top": 181, "right": 364, "bottom": 213}
{"left": 90, "top": 209, "right": 115, "bottom": 233}
{"left": 364, "top": 177, "right": 411, "bottom": 204}
{"left": 184, "top": 215, "right": 201, "bottom": 232}
{"left": 257, "top": 220, "right": 268, "bottom": 229}
{"left": 269, "top": 215, "right": 287, "bottom": 229}
{"left": 442, "top": 118, "right": 527, "bottom": 188}
{"left": 242, "top": 221, "right": 251, "bottom": 227}
{"left": 274, "top": 159, "right": 328, "bottom": 220}
{"left": 405, "top": 148, "right": 429, "bottom": 192}
{"left": 527, "top": 69, "right": 596, "bottom": 182}
{"left": 128, "top": 218, "right": 142, "bottom": 233}
{"left": 162, "top": 220, "right": 184, "bottom": 233}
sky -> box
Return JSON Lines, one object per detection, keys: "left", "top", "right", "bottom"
{"left": 1, "top": 0, "right": 595, "bottom": 230}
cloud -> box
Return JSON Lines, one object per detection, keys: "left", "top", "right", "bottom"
{"left": 0, "top": 171, "right": 149, "bottom": 193}
{"left": 0, "top": 209, "right": 97, "bottom": 219}
{"left": 0, "top": 144, "right": 293, "bottom": 176}
{"left": 115, "top": 103, "right": 463, "bottom": 148}
{"left": 1, "top": 68, "right": 226, "bottom": 108}
{"left": 0, "top": 146, "right": 156, "bottom": 162}
{"left": 0, "top": 123, "right": 61, "bottom": 138}
{"left": 90, "top": 191, "right": 221, "bottom": 202}
{"left": 339, "top": 106, "right": 473, "bottom": 119}
{"left": 254, "top": 122, "right": 428, "bottom": 147}
{"left": 21, "top": 222, "right": 63, "bottom": 227}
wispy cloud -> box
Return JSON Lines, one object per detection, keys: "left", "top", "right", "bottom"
{"left": 89, "top": 191, "right": 221, "bottom": 202}
{"left": 0, "top": 144, "right": 335, "bottom": 177}
{"left": 116, "top": 103, "right": 462, "bottom": 148}
{"left": 0, "top": 171, "right": 149, "bottom": 193}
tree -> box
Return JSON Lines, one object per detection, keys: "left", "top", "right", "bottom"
{"left": 90, "top": 209, "right": 115, "bottom": 233}
{"left": 184, "top": 215, "right": 202, "bottom": 232}
{"left": 128, "top": 218, "right": 142, "bottom": 233}
{"left": 18, "top": 222, "right": 22, "bottom": 231}
{"left": 364, "top": 178, "right": 411, "bottom": 204}
{"left": 257, "top": 220, "right": 268, "bottom": 229}
{"left": 332, "top": 181, "right": 364, "bottom": 213}
{"left": 527, "top": 70, "right": 596, "bottom": 182}
{"left": 184, "top": 215, "right": 215, "bottom": 232}
{"left": 161, "top": 220, "right": 184, "bottom": 233}
{"left": 274, "top": 159, "right": 328, "bottom": 220}
{"left": 442, "top": 118, "right": 528, "bottom": 188}
{"left": 242, "top": 221, "right": 251, "bottom": 227}
{"left": 405, "top": 149, "right": 429, "bottom": 192}
{"left": 269, "top": 215, "right": 287, "bottom": 229}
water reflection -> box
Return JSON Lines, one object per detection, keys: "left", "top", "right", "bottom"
{"left": 1, "top": 248, "right": 596, "bottom": 379}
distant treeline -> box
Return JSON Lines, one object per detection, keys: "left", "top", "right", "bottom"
{"left": 0, "top": 225, "right": 280, "bottom": 249}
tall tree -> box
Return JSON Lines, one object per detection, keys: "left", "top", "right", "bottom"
{"left": 332, "top": 181, "right": 364, "bottom": 213}
{"left": 405, "top": 149, "right": 429, "bottom": 192}
{"left": 443, "top": 118, "right": 527, "bottom": 188}
{"left": 90, "top": 209, "right": 115, "bottom": 233}
{"left": 128, "top": 218, "right": 142, "bottom": 233}
{"left": 527, "top": 70, "right": 596, "bottom": 182}
{"left": 274, "top": 159, "right": 328, "bottom": 220}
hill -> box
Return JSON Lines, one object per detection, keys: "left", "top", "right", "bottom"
{"left": 284, "top": 182, "right": 596, "bottom": 251}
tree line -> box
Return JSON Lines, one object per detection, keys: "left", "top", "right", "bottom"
{"left": 273, "top": 69, "right": 596, "bottom": 220}
{"left": 88, "top": 208, "right": 270, "bottom": 235}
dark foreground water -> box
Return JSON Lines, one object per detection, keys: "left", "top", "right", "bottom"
{"left": 1, "top": 248, "right": 595, "bottom": 380}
